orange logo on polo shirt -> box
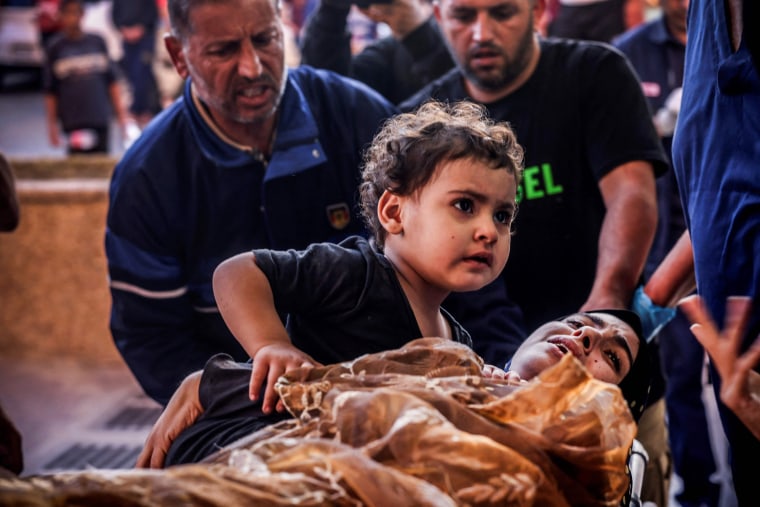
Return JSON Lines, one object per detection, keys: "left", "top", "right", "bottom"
{"left": 327, "top": 203, "right": 351, "bottom": 230}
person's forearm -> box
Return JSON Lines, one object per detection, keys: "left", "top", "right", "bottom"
{"left": 135, "top": 370, "right": 203, "bottom": 468}
{"left": 44, "top": 94, "right": 58, "bottom": 132}
{"left": 299, "top": 1, "right": 352, "bottom": 75}
{"left": 644, "top": 230, "right": 695, "bottom": 307}
{"left": 109, "top": 82, "right": 128, "bottom": 127}
{"left": 583, "top": 162, "right": 657, "bottom": 310}
{"left": 213, "top": 253, "right": 291, "bottom": 359}
{"left": 400, "top": 17, "right": 455, "bottom": 80}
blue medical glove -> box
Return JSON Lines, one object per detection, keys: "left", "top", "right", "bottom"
{"left": 631, "top": 285, "right": 677, "bottom": 343}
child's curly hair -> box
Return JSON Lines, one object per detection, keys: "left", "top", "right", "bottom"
{"left": 359, "top": 100, "right": 524, "bottom": 249}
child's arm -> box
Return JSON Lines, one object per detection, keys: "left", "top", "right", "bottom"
{"left": 679, "top": 295, "right": 760, "bottom": 441}
{"left": 44, "top": 94, "right": 60, "bottom": 147}
{"left": 213, "top": 252, "right": 319, "bottom": 413}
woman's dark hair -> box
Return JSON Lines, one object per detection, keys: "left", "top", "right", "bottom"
{"left": 587, "top": 309, "right": 652, "bottom": 422}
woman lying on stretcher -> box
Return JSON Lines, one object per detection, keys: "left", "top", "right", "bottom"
{"left": 137, "top": 307, "right": 651, "bottom": 469}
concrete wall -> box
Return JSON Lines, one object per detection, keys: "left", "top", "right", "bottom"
{"left": 0, "top": 157, "right": 121, "bottom": 361}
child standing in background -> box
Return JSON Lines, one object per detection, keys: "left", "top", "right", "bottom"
{"left": 43, "top": 0, "right": 127, "bottom": 154}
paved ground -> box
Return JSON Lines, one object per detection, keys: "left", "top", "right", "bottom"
{"left": 0, "top": 353, "right": 160, "bottom": 476}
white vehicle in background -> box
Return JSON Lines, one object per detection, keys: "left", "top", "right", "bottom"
{"left": 0, "top": 0, "right": 45, "bottom": 86}
{"left": 0, "top": 0, "right": 119, "bottom": 89}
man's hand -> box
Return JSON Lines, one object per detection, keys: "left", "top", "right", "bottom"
{"left": 360, "top": 0, "right": 432, "bottom": 39}
{"left": 250, "top": 344, "right": 320, "bottom": 414}
{"left": 135, "top": 371, "right": 204, "bottom": 469}
{"left": 679, "top": 295, "right": 760, "bottom": 441}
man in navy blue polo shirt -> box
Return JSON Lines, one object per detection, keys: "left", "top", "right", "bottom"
{"left": 105, "top": 0, "right": 398, "bottom": 406}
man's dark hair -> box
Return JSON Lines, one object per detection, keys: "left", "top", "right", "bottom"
{"left": 167, "top": 0, "right": 200, "bottom": 38}
{"left": 168, "top": 0, "right": 280, "bottom": 39}
{"left": 59, "top": 0, "right": 84, "bottom": 11}
{"left": 359, "top": 100, "right": 524, "bottom": 249}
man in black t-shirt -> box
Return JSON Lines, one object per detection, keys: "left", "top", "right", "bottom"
{"left": 401, "top": 0, "right": 667, "bottom": 366}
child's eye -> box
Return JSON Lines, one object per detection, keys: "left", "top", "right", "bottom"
{"left": 494, "top": 210, "right": 512, "bottom": 225}
{"left": 605, "top": 350, "right": 622, "bottom": 373}
{"left": 454, "top": 198, "right": 474, "bottom": 213}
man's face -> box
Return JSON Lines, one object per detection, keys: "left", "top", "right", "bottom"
{"left": 662, "top": 0, "right": 688, "bottom": 38}
{"left": 434, "top": 0, "right": 539, "bottom": 95}
{"left": 509, "top": 312, "right": 640, "bottom": 385}
{"left": 166, "top": 0, "right": 286, "bottom": 135}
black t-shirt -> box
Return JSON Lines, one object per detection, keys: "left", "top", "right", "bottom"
{"left": 254, "top": 236, "right": 472, "bottom": 363}
{"left": 165, "top": 236, "right": 472, "bottom": 465}
{"left": 403, "top": 38, "right": 668, "bottom": 337}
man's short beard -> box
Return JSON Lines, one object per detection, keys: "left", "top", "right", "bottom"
{"left": 459, "top": 26, "right": 536, "bottom": 94}
{"left": 230, "top": 68, "right": 288, "bottom": 124}
{"left": 462, "top": 65, "right": 523, "bottom": 91}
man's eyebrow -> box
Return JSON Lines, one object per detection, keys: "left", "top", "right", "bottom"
{"left": 584, "top": 313, "right": 635, "bottom": 366}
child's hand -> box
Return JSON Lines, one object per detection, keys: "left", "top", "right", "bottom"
{"left": 250, "top": 344, "right": 320, "bottom": 414}
{"left": 482, "top": 363, "right": 507, "bottom": 379}
{"left": 482, "top": 364, "right": 525, "bottom": 385}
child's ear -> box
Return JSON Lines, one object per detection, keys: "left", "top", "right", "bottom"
{"left": 377, "top": 190, "right": 404, "bottom": 235}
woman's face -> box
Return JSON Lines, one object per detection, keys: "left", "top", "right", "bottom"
{"left": 509, "top": 312, "right": 640, "bottom": 385}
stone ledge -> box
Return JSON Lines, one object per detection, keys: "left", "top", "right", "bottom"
{"left": 1, "top": 158, "right": 118, "bottom": 361}
{"left": 16, "top": 178, "right": 110, "bottom": 204}
{"left": 8, "top": 155, "right": 117, "bottom": 180}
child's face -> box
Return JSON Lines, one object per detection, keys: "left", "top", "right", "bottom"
{"left": 59, "top": 3, "right": 84, "bottom": 33}
{"left": 385, "top": 157, "right": 516, "bottom": 295}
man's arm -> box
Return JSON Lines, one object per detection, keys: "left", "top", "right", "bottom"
{"left": 300, "top": 0, "right": 353, "bottom": 76}
{"left": 300, "top": 0, "right": 451, "bottom": 103}
{"left": 136, "top": 370, "right": 203, "bottom": 469}
{"left": 644, "top": 229, "right": 695, "bottom": 308}
{"left": 106, "top": 168, "right": 241, "bottom": 405}
{"left": 108, "top": 81, "right": 129, "bottom": 145}
{"left": 581, "top": 160, "right": 657, "bottom": 311}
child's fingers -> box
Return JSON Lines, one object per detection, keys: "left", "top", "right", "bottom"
{"left": 482, "top": 364, "right": 506, "bottom": 379}
{"left": 262, "top": 365, "right": 284, "bottom": 414}
{"left": 249, "top": 360, "right": 269, "bottom": 401}
{"left": 504, "top": 371, "right": 523, "bottom": 385}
